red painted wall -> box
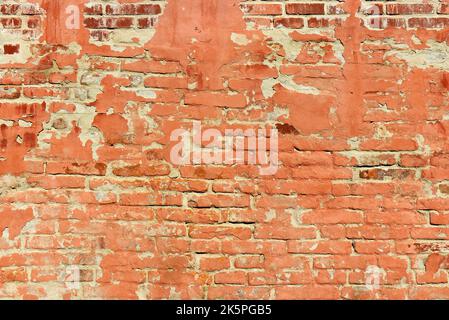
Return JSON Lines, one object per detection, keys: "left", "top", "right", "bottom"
{"left": 0, "top": 0, "right": 448, "bottom": 299}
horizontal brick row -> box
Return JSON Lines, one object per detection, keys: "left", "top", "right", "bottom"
{"left": 84, "top": 3, "right": 162, "bottom": 16}
{"left": 0, "top": 3, "right": 42, "bottom": 15}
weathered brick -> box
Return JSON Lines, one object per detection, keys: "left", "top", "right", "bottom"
{"left": 0, "top": 0, "right": 448, "bottom": 301}
{"left": 286, "top": 3, "right": 325, "bottom": 15}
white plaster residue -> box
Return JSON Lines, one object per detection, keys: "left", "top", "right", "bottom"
{"left": 231, "top": 33, "right": 250, "bottom": 46}
{"left": 262, "top": 29, "right": 303, "bottom": 61}
{"left": 386, "top": 40, "right": 449, "bottom": 71}
{"left": 136, "top": 89, "right": 157, "bottom": 99}
{"left": 112, "top": 29, "right": 156, "bottom": 46}
{"left": 262, "top": 74, "right": 320, "bottom": 98}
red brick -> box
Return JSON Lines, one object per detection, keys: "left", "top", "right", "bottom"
{"left": 274, "top": 17, "right": 304, "bottom": 29}
{"left": 386, "top": 4, "right": 434, "bottom": 15}
{"left": 409, "top": 18, "right": 449, "bottom": 28}
{"left": 241, "top": 4, "right": 282, "bottom": 16}
{"left": 3, "top": 44, "right": 19, "bottom": 54}
{"left": 214, "top": 271, "right": 247, "bottom": 284}
{"left": 286, "top": 3, "right": 325, "bottom": 15}
{"left": 200, "top": 257, "right": 230, "bottom": 271}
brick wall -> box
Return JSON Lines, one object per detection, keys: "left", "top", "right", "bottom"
{"left": 0, "top": 0, "right": 448, "bottom": 299}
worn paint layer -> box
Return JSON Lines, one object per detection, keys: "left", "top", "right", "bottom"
{"left": 0, "top": 0, "right": 449, "bottom": 299}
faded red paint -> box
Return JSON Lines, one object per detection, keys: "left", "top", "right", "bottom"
{"left": 0, "top": 0, "right": 448, "bottom": 300}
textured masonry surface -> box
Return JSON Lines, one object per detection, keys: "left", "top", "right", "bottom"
{"left": 0, "top": 0, "right": 448, "bottom": 299}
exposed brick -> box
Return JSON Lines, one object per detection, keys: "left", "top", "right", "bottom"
{"left": 286, "top": 3, "right": 325, "bottom": 15}
{"left": 105, "top": 4, "right": 161, "bottom": 16}
{"left": 274, "top": 17, "right": 304, "bottom": 29}
{"left": 0, "top": 17, "right": 21, "bottom": 29}
{"left": 84, "top": 17, "right": 134, "bottom": 29}
{"left": 3, "top": 44, "right": 19, "bottom": 54}
{"left": 241, "top": 3, "right": 282, "bottom": 16}
{"left": 0, "top": 4, "right": 20, "bottom": 15}
{"left": 409, "top": 17, "right": 449, "bottom": 28}
{"left": 386, "top": 4, "right": 434, "bottom": 15}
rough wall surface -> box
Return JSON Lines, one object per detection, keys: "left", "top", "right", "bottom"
{"left": 0, "top": 0, "right": 448, "bottom": 300}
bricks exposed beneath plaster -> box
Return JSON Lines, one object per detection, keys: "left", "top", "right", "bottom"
{"left": 0, "top": 0, "right": 448, "bottom": 299}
